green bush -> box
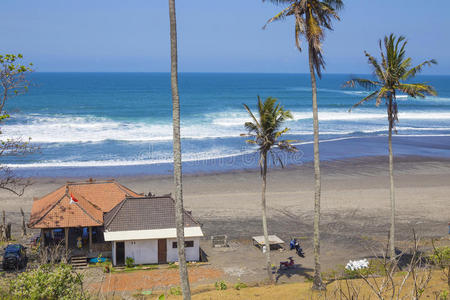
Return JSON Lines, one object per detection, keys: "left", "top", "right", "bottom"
{"left": 169, "top": 286, "right": 182, "bottom": 295}
{"left": 234, "top": 281, "right": 247, "bottom": 290}
{"left": 429, "top": 246, "right": 450, "bottom": 268}
{"left": 8, "top": 264, "right": 88, "bottom": 299}
{"left": 214, "top": 280, "right": 227, "bottom": 291}
{"left": 125, "top": 257, "right": 135, "bottom": 268}
{"left": 168, "top": 262, "right": 178, "bottom": 269}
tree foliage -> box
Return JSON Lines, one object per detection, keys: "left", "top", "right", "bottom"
{"left": 0, "top": 54, "right": 35, "bottom": 196}
{"left": 344, "top": 34, "right": 437, "bottom": 127}
{"left": 263, "top": 0, "right": 343, "bottom": 77}
{"left": 243, "top": 96, "right": 297, "bottom": 169}
{"left": 5, "top": 264, "right": 88, "bottom": 300}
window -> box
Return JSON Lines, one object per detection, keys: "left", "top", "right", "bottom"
{"left": 172, "top": 241, "right": 194, "bottom": 248}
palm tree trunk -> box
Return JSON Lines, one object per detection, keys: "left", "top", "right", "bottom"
{"left": 309, "top": 44, "right": 325, "bottom": 291}
{"left": 261, "top": 151, "right": 273, "bottom": 282}
{"left": 168, "top": 0, "right": 191, "bottom": 298}
{"left": 388, "top": 94, "right": 396, "bottom": 260}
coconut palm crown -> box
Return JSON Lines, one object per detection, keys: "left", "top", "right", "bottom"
{"left": 243, "top": 96, "right": 297, "bottom": 166}
{"left": 345, "top": 33, "right": 437, "bottom": 128}
{"left": 263, "top": 0, "right": 343, "bottom": 78}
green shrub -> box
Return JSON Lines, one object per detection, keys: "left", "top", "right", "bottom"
{"left": 234, "top": 281, "right": 247, "bottom": 290}
{"left": 168, "top": 262, "right": 178, "bottom": 269}
{"left": 125, "top": 257, "right": 135, "bottom": 268}
{"left": 429, "top": 246, "right": 450, "bottom": 268}
{"left": 169, "top": 286, "right": 182, "bottom": 295}
{"left": 8, "top": 264, "right": 88, "bottom": 300}
{"left": 215, "top": 280, "right": 227, "bottom": 290}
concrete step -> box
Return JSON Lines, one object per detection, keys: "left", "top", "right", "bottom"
{"left": 70, "top": 256, "right": 87, "bottom": 269}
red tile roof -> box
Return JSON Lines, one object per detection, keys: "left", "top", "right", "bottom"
{"left": 29, "top": 180, "right": 141, "bottom": 229}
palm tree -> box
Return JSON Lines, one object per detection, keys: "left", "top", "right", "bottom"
{"left": 243, "top": 96, "right": 297, "bottom": 282}
{"left": 344, "top": 34, "right": 437, "bottom": 260}
{"left": 168, "top": 0, "right": 191, "bottom": 298}
{"left": 263, "top": 0, "right": 343, "bottom": 290}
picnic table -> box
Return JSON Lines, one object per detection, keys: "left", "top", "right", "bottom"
{"left": 252, "top": 235, "right": 285, "bottom": 250}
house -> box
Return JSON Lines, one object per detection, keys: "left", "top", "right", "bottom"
{"left": 103, "top": 196, "right": 204, "bottom": 266}
{"left": 28, "top": 179, "right": 204, "bottom": 266}
{"left": 28, "top": 180, "right": 141, "bottom": 253}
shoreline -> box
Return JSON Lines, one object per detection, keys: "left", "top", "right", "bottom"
{"left": 8, "top": 134, "right": 450, "bottom": 178}
{"left": 17, "top": 153, "right": 450, "bottom": 181}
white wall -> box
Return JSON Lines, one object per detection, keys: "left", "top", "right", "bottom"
{"left": 112, "top": 238, "right": 200, "bottom": 265}
{"left": 166, "top": 238, "right": 200, "bottom": 262}
{"left": 124, "top": 239, "right": 158, "bottom": 265}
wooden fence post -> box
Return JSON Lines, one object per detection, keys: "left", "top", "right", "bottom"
{"left": 2, "top": 210, "right": 6, "bottom": 241}
{"left": 20, "top": 208, "right": 27, "bottom": 237}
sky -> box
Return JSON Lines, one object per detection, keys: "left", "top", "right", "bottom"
{"left": 1, "top": 0, "right": 448, "bottom": 74}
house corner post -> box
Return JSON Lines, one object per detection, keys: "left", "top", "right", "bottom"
{"left": 64, "top": 227, "right": 69, "bottom": 250}
{"left": 41, "top": 229, "right": 46, "bottom": 247}
{"left": 88, "top": 226, "right": 92, "bottom": 252}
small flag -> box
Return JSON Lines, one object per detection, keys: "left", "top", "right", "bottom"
{"left": 70, "top": 193, "right": 78, "bottom": 204}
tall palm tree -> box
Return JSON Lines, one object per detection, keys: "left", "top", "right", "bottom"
{"left": 243, "top": 96, "right": 296, "bottom": 282}
{"left": 345, "top": 34, "right": 437, "bottom": 260}
{"left": 168, "top": 0, "right": 191, "bottom": 298}
{"left": 263, "top": 0, "right": 343, "bottom": 290}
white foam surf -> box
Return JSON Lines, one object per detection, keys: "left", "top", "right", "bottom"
{"left": 2, "top": 110, "right": 450, "bottom": 144}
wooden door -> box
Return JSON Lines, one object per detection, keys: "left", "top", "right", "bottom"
{"left": 158, "top": 239, "right": 167, "bottom": 264}
{"left": 116, "top": 242, "right": 125, "bottom": 265}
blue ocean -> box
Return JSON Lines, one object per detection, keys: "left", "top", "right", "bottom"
{"left": 2, "top": 73, "right": 450, "bottom": 177}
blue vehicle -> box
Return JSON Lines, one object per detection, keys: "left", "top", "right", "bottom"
{"left": 289, "top": 238, "right": 305, "bottom": 258}
{"left": 2, "top": 244, "right": 28, "bottom": 270}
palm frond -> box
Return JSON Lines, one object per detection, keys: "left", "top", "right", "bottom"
{"left": 364, "top": 51, "right": 385, "bottom": 81}
{"left": 343, "top": 78, "right": 381, "bottom": 90}
{"left": 401, "top": 59, "right": 437, "bottom": 81}
{"left": 376, "top": 87, "right": 390, "bottom": 106}
{"left": 243, "top": 103, "right": 261, "bottom": 130}
{"left": 397, "top": 83, "right": 437, "bottom": 98}
{"left": 349, "top": 90, "right": 379, "bottom": 111}
{"left": 263, "top": 4, "right": 294, "bottom": 29}
{"left": 324, "top": 0, "right": 344, "bottom": 10}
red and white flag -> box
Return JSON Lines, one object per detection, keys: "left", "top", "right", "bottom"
{"left": 70, "top": 193, "right": 78, "bottom": 204}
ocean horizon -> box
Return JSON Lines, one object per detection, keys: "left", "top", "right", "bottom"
{"left": 2, "top": 72, "right": 450, "bottom": 177}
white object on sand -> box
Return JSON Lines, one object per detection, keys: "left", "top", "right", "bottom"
{"left": 345, "top": 258, "right": 369, "bottom": 271}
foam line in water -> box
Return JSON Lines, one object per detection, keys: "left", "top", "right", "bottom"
{"left": 7, "top": 134, "right": 450, "bottom": 169}
{"left": 2, "top": 111, "right": 450, "bottom": 143}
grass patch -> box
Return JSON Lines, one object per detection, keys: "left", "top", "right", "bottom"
{"left": 181, "top": 270, "right": 448, "bottom": 300}
{"left": 168, "top": 262, "right": 178, "bottom": 269}
{"left": 111, "top": 264, "right": 159, "bottom": 273}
